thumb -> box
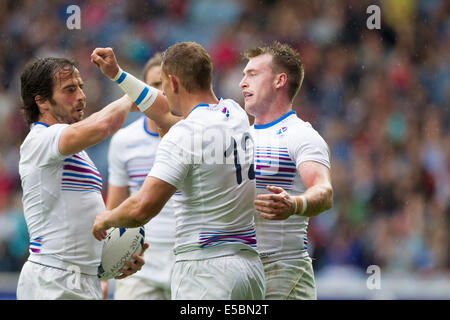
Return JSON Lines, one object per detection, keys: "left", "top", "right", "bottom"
{"left": 266, "top": 185, "right": 284, "bottom": 194}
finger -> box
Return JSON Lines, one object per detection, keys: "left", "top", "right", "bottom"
{"left": 92, "top": 47, "right": 111, "bottom": 57}
{"left": 266, "top": 185, "right": 285, "bottom": 194}
{"left": 255, "top": 205, "right": 285, "bottom": 215}
{"left": 90, "top": 55, "right": 100, "bottom": 67}
{"left": 129, "top": 255, "right": 145, "bottom": 270}
{"left": 91, "top": 53, "right": 105, "bottom": 66}
{"left": 114, "top": 273, "right": 128, "bottom": 280}
{"left": 254, "top": 200, "right": 286, "bottom": 209}
{"left": 256, "top": 193, "right": 284, "bottom": 201}
{"left": 119, "top": 266, "right": 136, "bottom": 275}
{"left": 92, "top": 47, "right": 104, "bottom": 55}
{"left": 119, "top": 261, "right": 140, "bottom": 277}
{"left": 139, "top": 242, "right": 150, "bottom": 255}
{"left": 259, "top": 212, "right": 287, "bottom": 220}
{"left": 92, "top": 230, "right": 100, "bottom": 241}
{"left": 93, "top": 230, "right": 107, "bottom": 241}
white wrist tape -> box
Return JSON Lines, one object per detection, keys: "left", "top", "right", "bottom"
{"left": 296, "top": 195, "right": 307, "bottom": 216}
{"left": 299, "top": 195, "right": 307, "bottom": 215}
{"left": 292, "top": 198, "right": 297, "bottom": 215}
{"left": 112, "top": 68, "right": 158, "bottom": 112}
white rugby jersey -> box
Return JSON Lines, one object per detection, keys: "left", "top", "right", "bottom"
{"left": 108, "top": 116, "right": 176, "bottom": 247}
{"left": 19, "top": 122, "right": 104, "bottom": 275}
{"left": 250, "top": 111, "right": 330, "bottom": 263}
{"left": 149, "top": 99, "right": 258, "bottom": 260}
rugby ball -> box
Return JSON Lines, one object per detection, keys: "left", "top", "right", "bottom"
{"left": 97, "top": 226, "right": 145, "bottom": 280}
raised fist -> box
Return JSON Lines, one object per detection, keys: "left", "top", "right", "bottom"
{"left": 91, "top": 47, "right": 120, "bottom": 80}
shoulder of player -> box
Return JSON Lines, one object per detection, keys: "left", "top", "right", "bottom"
{"left": 24, "top": 123, "right": 68, "bottom": 144}
{"left": 221, "top": 98, "right": 243, "bottom": 110}
{"left": 222, "top": 98, "right": 248, "bottom": 118}
{"left": 287, "top": 124, "right": 329, "bottom": 162}
{"left": 286, "top": 115, "right": 321, "bottom": 136}
{"left": 20, "top": 123, "right": 69, "bottom": 162}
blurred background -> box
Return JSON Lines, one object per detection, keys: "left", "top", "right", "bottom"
{"left": 0, "top": 0, "right": 448, "bottom": 299}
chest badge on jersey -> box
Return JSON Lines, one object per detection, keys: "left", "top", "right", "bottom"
{"left": 276, "top": 126, "right": 288, "bottom": 135}
{"left": 221, "top": 107, "right": 230, "bottom": 119}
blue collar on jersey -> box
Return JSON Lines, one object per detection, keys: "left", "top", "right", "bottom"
{"left": 33, "top": 122, "right": 50, "bottom": 127}
{"left": 188, "top": 103, "right": 210, "bottom": 116}
{"left": 187, "top": 98, "right": 223, "bottom": 117}
{"left": 253, "top": 110, "right": 296, "bottom": 129}
{"left": 142, "top": 116, "right": 159, "bottom": 137}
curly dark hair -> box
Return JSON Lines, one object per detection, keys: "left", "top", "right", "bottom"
{"left": 20, "top": 57, "right": 77, "bottom": 126}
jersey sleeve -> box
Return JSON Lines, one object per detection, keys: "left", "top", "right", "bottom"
{"left": 288, "top": 126, "right": 331, "bottom": 169}
{"left": 33, "top": 124, "right": 69, "bottom": 166}
{"left": 107, "top": 132, "right": 129, "bottom": 187}
{"left": 148, "top": 125, "right": 192, "bottom": 189}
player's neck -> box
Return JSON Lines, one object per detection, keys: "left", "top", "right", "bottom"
{"left": 37, "top": 113, "right": 59, "bottom": 126}
{"left": 145, "top": 117, "right": 159, "bottom": 133}
{"left": 254, "top": 102, "right": 293, "bottom": 126}
{"left": 182, "top": 90, "right": 219, "bottom": 118}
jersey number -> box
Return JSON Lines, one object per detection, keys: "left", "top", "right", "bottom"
{"left": 224, "top": 134, "right": 255, "bottom": 185}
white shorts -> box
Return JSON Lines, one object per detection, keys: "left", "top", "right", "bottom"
{"left": 171, "top": 250, "right": 265, "bottom": 300}
{"left": 114, "top": 245, "right": 174, "bottom": 300}
{"left": 264, "top": 256, "right": 316, "bottom": 300}
{"left": 16, "top": 260, "right": 102, "bottom": 300}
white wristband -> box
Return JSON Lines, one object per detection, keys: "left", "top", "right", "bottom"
{"left": 112, "top": 68, "right": 159, "bottom": 112}
{"left": 296, "top": 195, "right": 307, "bottom": 216}
{"left": 292, "top": 197, "right": 297, "bottom": 215}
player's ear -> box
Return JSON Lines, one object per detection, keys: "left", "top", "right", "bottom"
{"left": 35, "top": 95, "right": 50, "bottom": 112}
{"left": 274, "top": 73, "right": 288, "bottom": 90}
{"left": 169, "top": 75, "right": 178, "bottom": 94}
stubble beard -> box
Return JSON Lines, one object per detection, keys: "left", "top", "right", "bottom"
{"left": 49, "top": 98, "right": 84, "bottom": 124}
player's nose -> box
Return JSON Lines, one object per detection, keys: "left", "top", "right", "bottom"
{"left": 77, "top": 87, "right": 86, "bottom": 102}
{"left": 239, "top": 76, "right": 248, "bottom": 89}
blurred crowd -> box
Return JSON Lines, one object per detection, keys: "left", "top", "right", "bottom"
{"left": 0, "top": 0, "right": 448, "bottom": 277}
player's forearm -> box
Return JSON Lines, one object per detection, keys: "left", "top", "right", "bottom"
{"left": 106, "top": 185, "right": 130, "bottom": 210}
{"left": 88, "top": 95, "right": 131, "bottom": 138}
{"left": 112, "top": 68, "right": 180, "bottom": 131}
{"left": 106, "top": 192, "right": 159, "bottom": 228}
{"left": 91, "top": 47, "right": 179, "bottom": 130}
{"left": 294, "top": 183, "right": 333, "bottom": 217}
{"left": 142, "top": 94, "right": 182, "bottom": 132}
{"left": 105, "top": 194, "right": 152, "bottom": 228}
{"left": 80, "top": 96, "right": 132, "bottom": 142}
{"left": 59, "top": 95, "right": 132, "bottom": 156}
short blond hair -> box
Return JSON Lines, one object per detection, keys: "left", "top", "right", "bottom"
{"left": 243, "top": 42, "right": 304, "bottom": 102}
{"left": 161, "top": 42, "right": 213, "bottom": 93}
